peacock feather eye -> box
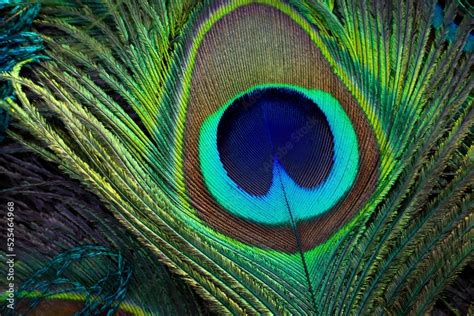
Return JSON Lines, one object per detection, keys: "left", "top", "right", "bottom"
{"left": 199, "top": 86, "right": 358, "bottom": 226}
{"left": 180, "top": 2, "right": 379, "bottom": 251}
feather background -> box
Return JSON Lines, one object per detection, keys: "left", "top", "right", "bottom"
{"left": 0, "top": 0, "right": 473, "bottom": 315}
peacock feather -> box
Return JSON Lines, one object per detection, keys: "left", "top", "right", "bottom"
{"left": 0, "top": 0, "right": 473, "bottom": 314}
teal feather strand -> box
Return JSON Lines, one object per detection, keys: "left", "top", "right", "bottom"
{"left": 0, "top": 1, "right": 42, "bottom": 141}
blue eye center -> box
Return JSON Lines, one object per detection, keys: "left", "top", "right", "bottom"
{"left": 217, "top": 88, "right": 335, "bottom": 196}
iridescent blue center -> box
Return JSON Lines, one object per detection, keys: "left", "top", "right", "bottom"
{"left": 217, "top": 88, "right": 334, "bottom": 196}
